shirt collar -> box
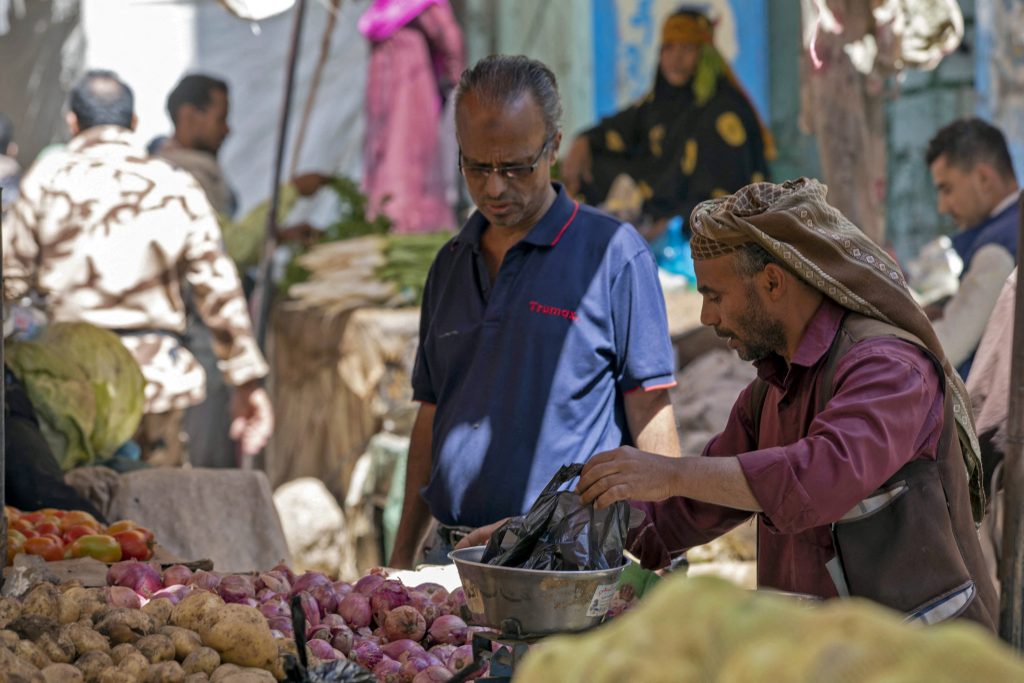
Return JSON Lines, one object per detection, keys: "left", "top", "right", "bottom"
{"left": 67, "top": 125, "right": 141, "bottom": 154}
{"left": 452, "top": 183, "right": 578, "bottom": 250}
{"left": 990, "top": 190, "right": 1020, "bottom": 218}
{"left": 754, "top": 298, "right": 847, "bottom": 387}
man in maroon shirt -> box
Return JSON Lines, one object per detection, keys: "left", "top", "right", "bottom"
{"left": 577, "top": 179, "right": 997, "bottom": 628}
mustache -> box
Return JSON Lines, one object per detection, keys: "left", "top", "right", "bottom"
{"left": 714, "top": 327, "right": 735, "bottom": 339}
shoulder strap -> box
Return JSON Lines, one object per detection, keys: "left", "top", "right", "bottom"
{"left": 748, "top": 378, "right": 770, "bottom": 443}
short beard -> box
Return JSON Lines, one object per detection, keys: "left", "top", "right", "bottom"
{"left": 733, "top": 285, "right": 787, "bottom": 362}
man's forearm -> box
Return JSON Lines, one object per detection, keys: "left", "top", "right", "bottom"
{"left": 390, "top": 404, "right": 436, "bottom": 568}
{"left": 673, "top": 456, "right": 761, "bottom": 511}
{"left": 625, "top": 388, "right": 681, "bottom": 457}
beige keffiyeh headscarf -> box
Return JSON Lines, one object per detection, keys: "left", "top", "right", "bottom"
{"left": 690, "top": 178, "right": 985, "bottom": 521}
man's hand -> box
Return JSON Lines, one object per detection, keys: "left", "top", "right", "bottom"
{"left": 576, "top": 446, "right": 682, "bottom": 509}
{"left": 291, "top": 173, "right": 333, "bottom": 197}
{"left": 229, "top": 380, "right": 274, "bottom": 457}
{"left": 561, "top": 136, "right": 593, "bottom": 197}
{"left": 453, "top": 518, "right": 509, "bottom": 550}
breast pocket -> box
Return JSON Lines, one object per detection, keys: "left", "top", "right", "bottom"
{"left": 425, "top": 321, "right": 481, "bottom": 391}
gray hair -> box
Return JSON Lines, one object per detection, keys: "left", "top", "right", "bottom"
{"left": 733, "top": 242, "right": 783, "bottom": 278}
{"left": 454, "top": 55, "right": 563, "bottom": 138}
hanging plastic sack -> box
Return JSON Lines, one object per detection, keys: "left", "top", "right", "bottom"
{"left": 481, "top": 464, "right": 630, "bottom": 571}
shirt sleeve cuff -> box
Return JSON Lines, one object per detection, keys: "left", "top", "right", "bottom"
{"left": 622, "top": 373, "right": 678, "bottom": 395}
{"left": 737, "top": 446, "right": 820, "bottom": 534}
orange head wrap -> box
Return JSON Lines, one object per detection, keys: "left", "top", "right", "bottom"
{"left": 661, "top": 12, "right": 714, "bottom": 45}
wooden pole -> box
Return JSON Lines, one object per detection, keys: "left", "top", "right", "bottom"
{"left": 252, "top": 0, "right": 308, "bottom": 351}
{"left": 1, "top": 187, "right": 6, "bottom": 587}
{"left": 998, "top": 191, "right": 1024, "bottom": 646}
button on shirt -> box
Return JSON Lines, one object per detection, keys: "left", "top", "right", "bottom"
{"left": 412, "top": 185, "right": 676, "bottom": 527}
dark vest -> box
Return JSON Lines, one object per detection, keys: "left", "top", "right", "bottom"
{"left": 750, "top": 313, "right": 998, "bottom": 629}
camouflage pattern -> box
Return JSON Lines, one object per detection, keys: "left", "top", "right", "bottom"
{"left": 3, "top": 125, "right": 268, "bottom": 414}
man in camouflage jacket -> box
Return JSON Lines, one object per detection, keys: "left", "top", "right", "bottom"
{"left": 3, "top": 70, "right": 272, "bottom": 466}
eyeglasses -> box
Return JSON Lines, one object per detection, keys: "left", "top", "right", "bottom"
{"left": 459, "top": 135, "right": 553, "bottom": 181}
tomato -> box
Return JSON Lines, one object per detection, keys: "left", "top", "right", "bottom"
{"left": 20, "top": 511, "right": 45, "bottom": 525}
{"left": 63, "top": 524, "right": 100, "bottom": 545}
{"left": 69, "top": 534, "right": 122, "bottom": 563}
{"left": 60, "top": 510, "right": 99, "bottom": 531}
{"left": 6, "top": 529, "right": 26, "bottom": 566}
{"left": 21, "top": 529, "right": 39, "bottom": 539}
{"left": 39, "top": 508, "right": 66, "bottom": 519}
{"left": 13, "top": 518, "right": 35, "bottom": 535}
{"left": 113, "top": 529, "right": 154, "bottom": 561}
{"left": 35, "top": 522, "right": 61, "bottom": 537}
{"left": 23, "top": 535, "right": 65, "bottom": 562}
{"left": 106, "top": 520, "right": 139, "bottom": 535}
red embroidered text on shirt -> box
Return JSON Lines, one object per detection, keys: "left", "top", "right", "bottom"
{"left": 528, "top": 301, "right": 578, "bottom": 322}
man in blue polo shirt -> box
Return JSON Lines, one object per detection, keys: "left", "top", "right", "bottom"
{"left": 390, "top": 55, "right": 680, "bottom": 568}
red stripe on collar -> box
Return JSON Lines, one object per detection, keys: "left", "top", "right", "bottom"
{"left": 549, "top": 201, "right": 580, "bottom": 247}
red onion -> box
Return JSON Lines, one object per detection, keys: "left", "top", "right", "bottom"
{"left": 321, "top": 613, "right": 346, "bottom": 630}
{"left": 271, "top": 562, "right": 296, "bottom": 584}
{"left": 150, "top": 585, "right": 191, "bottom": 605}
{"left": 306, "top": 624, "right": 331, "bottom": 641}
{"left": 448, "top": 587, "right": 466, "bottom": 611}
{"left": 218, "top": 574, "right": 256, "bottom": 604}
{"left": 428, "top": 644, "right": 457, "bottom": 664}
{"left": 269, "top": 629, "right": 286, "bottom": 639}
{"left": 352, "top": 640, "right": 383, "bottom": 670}
{"left": 188, "top": 570, "right": 221, "bottom": 592}
{"left": 307, "top": 638, "right": 339, "bottom": 661}
{"left": 105, "top": 586, "right": 142, "bottom": 609}
{"left": 289, "top": 571, "right": 332, "bottom": 597}
{"left": 339, "top": 592, "right": 372, "bottom": 629}
{"left": 256, "top": 588, "right": 278, "bottom": 603}
{"left": 298, "top": 591, "right": 320, "bottom": 627}
{"left": 330, "top": 625, "right": 354, "bottom": 655}
{"left": 373, "top": 658, "right": 403, "bottom": 683}
{"left": 370, "top": 581, "right": 411, "bottom": 625}
{"left": 428, "top": 614, "right": 467, "bottom": 646}
{"left": 448, "top": 644, "right": 477, "bottom": 675}
{"left": 400, "top": 655, "right": 438, "bottom": 681}
{"left": 257, "top": 570, "right": 291, "bottom": 594}
{"left": 311, "top": 584, "right": 340, "bottom": 617}
{"left": 413, "top": 666, "right": 453, "bottom": 683}
{"left": 260, "top": 598, "right": 288, "bottom": 620}
{"left": 333, "top": 581, "right": 354, "bottom": 597}
{"left": 162, "top": 564, "right": 193, "bottom": 587}
{"left": 267, "top": 616, "right": 293, "bottom": 634}
{"left": 415, "top": 583, "right": 448, "bottom": 599}
{"left": 381, "top": 639, "right": 423, "bottom": 661}
{"left": 354, "top": 573, "right": 385, "bottom": 596}
{"left": 356, "top": 627, "right": 373, "bottom": 639}
{"left": 384, "top": 605, "right": 426, "bottom": 642}
{"left": 108, "top": 561, "right": 164, "bottom": 597}
{"left": 408, "top": 590, "right": 441, "bottom": 627}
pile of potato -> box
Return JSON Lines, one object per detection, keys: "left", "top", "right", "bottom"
{"left": 0, "top": 580, "right": 292, "bottom": 683}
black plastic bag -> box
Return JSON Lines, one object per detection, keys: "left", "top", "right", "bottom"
{"left": 481, "top": 464, "right": 629, "bottom": 571}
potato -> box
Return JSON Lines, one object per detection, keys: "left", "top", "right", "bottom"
{"left": 208, "top": 664, "right": 239, "bottom": 683}
{"left": 60, "top": 580, "right": 85, "bottom": 592}
{"left": 135, "top": 635, "right": 176, "bottom": 664}
{"left": 0, "top": 596, "right": 22, "bottom": 629}
{"left": 181, "top": 647, "right": 220, "bottom": 676}
{"left": 16, "top": 638, "right": 51, "bottom": 669}
{"left": 75, "top": 650, "right": 114, "bottom": 683}
{"left": 110, "top": 643, "right": 138, "bottom": 666}
{"left": 119, "top": 651, "right": 152, "bottom": 679}
{"left": 64, "top": 588, "right": 109, "bottom": 623}
{"left": 98, "top": 669, "right": 138, "bottom": 683}
{"left": 65, "top": 623, "right": 112, "bottom": 657}
{"left": 0, "top": 645, "right": 45, "bottom": 682}
{"left": 170, "top": 594, "right": 224, "bottom": 635}
{"left": 59, "top": 591, "right": 83, "bottom": 625}
{"left": 217, "top": 669, "right": 276, "bottom": 683}
{"left": 21, "top": 583, "right": 61, "bottom": 622}
{"left": 183, "top": 675, "right": 208, "bottom": 683}
{"left": 43, "top": 662, "right": 84, "bottom": 683}
{"left": 0, "top": 629, "right": 20, "bottom": 651}
{"left": 197, "top": 606, "right": 276, "bottom": 670}
{"left": 96, "top": 609, "right": 156, "bottom": 645}
{"left": 143, "top": 600, "right": 174, "bottom": 630}
{"left": 158, "top": 626, "right": 202, "bottom": 661}
{"left": 9, "top": 614, "right": 60, "bottom": 642}
{"left": 37, "top": 630, "right": 76, "bottom": 665}
{"left": 143, "top": 661, "right": 185, "bottom": 683}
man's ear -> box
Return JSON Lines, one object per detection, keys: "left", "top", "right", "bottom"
{"left": 66, "top": 111, "right": 80, "bottom": 137}
{"left": 550, "top": 131, "right": 563, "bottom": 161}
{"left": 760, "top": 262, "right": 788, "bottom": 302}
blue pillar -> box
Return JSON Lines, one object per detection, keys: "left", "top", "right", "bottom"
{"left": 729, "top": 0, "right": 770, "bottom": 121}
{"left": 592, "top": 0, "right": 620, "bottom": 119}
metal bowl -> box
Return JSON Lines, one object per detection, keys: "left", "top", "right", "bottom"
{"left": 449, "top": 546, "right": 630, "bottom": 636}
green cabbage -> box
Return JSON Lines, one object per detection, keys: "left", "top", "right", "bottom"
{"left": 7, "top": 322, "right": 146, "bottom": 470}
